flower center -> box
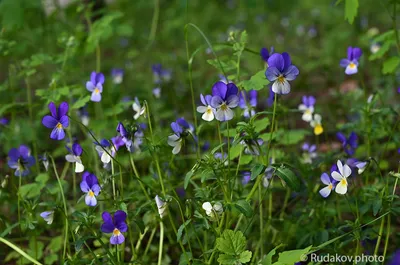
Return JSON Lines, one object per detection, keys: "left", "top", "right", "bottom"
{"left": 314, "top": 124, "right": 323, "bottom": 135}
{"left": 328, "top": 184, "right": 333, "bottom": 190}
{"left": 88, "top": 190, "right": 94, "bottom": 197}
{"left": 94, "top": 88, "right": 100, "bottom": 94}
{"left": 113, "top": 228, "right": 121, "bottom": 236}
{"left": 349, "top": 62, "right": 356, "bottom": 69}
{"left": 305, "top": 109, "right": 312, "bottom": 115}
{"left": 340, "top": 178, "right": 347, "bottom": 186}
{"left": 277, "top": 75, "right": 285, "bottom": 84}
{"left": 56, "top": 122, "right": 63, "bottom": 129}
{"left": 220, "top": 103, "right": 228, "bottom": 111}
{"left": 206, "top": 106, "right": 213, "bottom": 114}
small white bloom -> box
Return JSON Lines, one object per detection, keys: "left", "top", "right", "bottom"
{"left": 167, "top": 134, "right": 183, "bottom": 154}
{"left": 298, "top": 104, "right": 314, "bottom": 122}
{"left": 65, "top": 154, "right": 85, "bottom": 173}
{"left": 132, "top": 98, "right": 146, "bottom": 120}
{"left": 202, "top": 201, "right": 223, "bottom": 219}
{"left": 40, "top": 211, "right": 54, "bottom": 225}
{"left": 331, "top": 160, "right": 351, "bottom": 195}
{"left": 155, "top": 195, "right": 167, "bottom": 218}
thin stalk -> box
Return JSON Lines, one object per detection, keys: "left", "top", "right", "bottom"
{"left": 374, "top": 216, "right": 385, "bottom": 256}
{"left": 147, "top": 0, "right": 160, "bottom": 49}
{"left": 0, "top": 237, "right": 42, "bottom": 265}
{"left": 157, "top": 222, "right": 164, "bottom": 265}
{"left": 111, "top": 160, "right": 116, "bottom": 200}
{"left": 143, "top": 228, "right": 156, "bottom": 257}
{"left": 259, "top": 184, "right": 264, "bottom": 257}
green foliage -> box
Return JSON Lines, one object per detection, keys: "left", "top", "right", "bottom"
{"left": 382, "top": 56, "right": 400, "bottom": 74}
{"left": 344, "top": 0, "right": 359, "bottom": 24}
{"left": 216, "top": 230, "right": 252, "bottom": 264}
{"left": 274, "top": 165, "right": 301, "bottom": 192}
{"left": 240, "top": 70, "right": 270, "bottom": 91}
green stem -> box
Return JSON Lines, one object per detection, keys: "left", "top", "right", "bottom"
{"left": 147, "top": 0, "right": 160, "bottom": 48}
{"left": 111, "top": 160, "right": 116, "bottom": 200}
{"left": 259, "top": 184, "right": 263, "bottom": 257}
{"left": 374, "top": 216, "right": 385, "bottom": 256}
{"left": 157, "top": 222, "right": 164, "bottom": 265}
{"left": 0, "top": 237, "right": 42, "bottom": 265}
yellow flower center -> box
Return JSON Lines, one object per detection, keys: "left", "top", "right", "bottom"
{"left": 328, "top": 184, "right": 333, "bottom": 190}
{"left": 314, "top": 124, "right": 323, "bottom": 135}
{"left": 277, "top": 75, "right": 285, "bottom": 84}
{"left": 56, "top": 122, "right": 63, "bottom": 129}
{"left": 88, "top": 190, "right": 94, "bottom": 197}
{"left": 94, "top": 88, "right": 100, "bottom": 94}
{"left": 113, "top": 228, "right": 121, "bottom": 236}
{"left": 206, "top": 107, "right": 213, "bottom": 114}
{"left": 305, "top": 109, "right": 311, "bottom": 115}
{"left": 340, "top": 178, "right": 347, "bottom": 186}
{"left": 349, "top": 62, "right": 356, "bottom": 69}
{"left": 220, "top": 103, "right": 228, "bottom": 111}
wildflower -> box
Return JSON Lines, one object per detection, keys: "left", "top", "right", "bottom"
{"left": 116, "top": 122, "right": 134, "bottom": 152}
{"left": 202, "top": 202, "right": 223, "bottom": 219}
{"left": 346, "top": 158, "right": 368, "bottom": 174}
{"left": 197, "top": 94, "right": 215, "bottom": 121}
{"left": 331, "top": 160, "right": 351, "bottom": 195}
{"left": 167, "top": 118, "right": 194, "bottom": 154}
{"left": 42, "top": 102, "right": 69, "bottom": 140}
{"left": 40, "top": 211, "right": 54, "bottom": 225}
{"left": 336, "top": 132, "right": 358, "bottom": 156}
{"left": 241, "top": 138, "right": 263, "bottom": 156}
{"left": 238, "top": 90, "right": 257, "bottom": 118}
{"left": 152, "top": 64, "right": 171, "bottom": 84}
{"left": 155, "top": 195, "right": 167, "bottom": 218}
{"left": 8, "top": 145, "right": 35, "bottom": 177}
{"left": 95, "top": 139, "right": 113, "bottom": 164}
{"left": 242, "top": 171, "right": 251, "bottom": 185}
{"left": 111, "top": 68, "right": 124, "bottom": 84}
{"left": 210, "top": 81, "right": 239, "bottom": 121}
{"left": 298, "top": 96, "right": 316, "bottom": 122}
{"left": 263, "top": 166, "right": 274, "bottom": 188}
{"left": 214, "top": 152, "right": 228, "bottom": 166}
{"left": 86, "top": 71, "right": 105, "bottom": 102}
{"left": 319, "top": 173, "right": 335, "bottom": 198}
{"left": 0, "top": 117, "right": 9, "bottom": 126}
{"left": 39, "top": 154, "right": 49, "bottom": 171}
{"left": 301, "top": 142, "right": 317, "bottom": 163}
{"left": 339, "top": 46, "right": 362, "bottom": 75}
{"left": 153, "top": 87, "right": 161, "bottom": 98}
{"left": 65, "top": 143, "right": 84, "bottom": 173}
{"left": 78, "top": 105, "right": 90, "bottom": 126}
{"left": 260, "top": 47, "right": 274, "bottom": 63}
{"left": 80, "top": 172, "right": 101, "bottom": 206}
{"left": 265, "top": 52, "right": 299, "bottom": 94}
{"left": 101, "top": 210, "right": 128, "bottom": 245}
{"left": 370, "top": 43, "right": 380, "bottom": 54}
{"left": 132, "top": 97, "right": 146, "bottom": 120}
{"left": 310, "top": 114, "right": 323, "bottom": 135}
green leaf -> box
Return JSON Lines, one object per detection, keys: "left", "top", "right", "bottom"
{"left": 274, "top": 166, "right": 301, "bottom": 191}
{"left": 46, "top": 236, "right": 63, "bottom": 253}
{"left": 251, "top": 163, "right": 266, "bottom": 180}
{"left": 71, "top": 95, "right": 91, "bottom": 110}
{"left": 177, "top": 219, "right": 192, "bottom": 242}
{"left": 253, "top": 118, "right": 270, "bottom": 133}
{"left": 272, "top": 245, "right": 312, "bottom": 265}
{"left": 19, "top": 183, "right": 42, "bottom": 199}
{"left": 344, "top": 0, "right": 358, "bottom": 24}
{"left": 216, "top": 230, "right": 246, "bottom": 255}
{"left": 234, "top": 200, "right": 253, "bottom": 217}
{"left": 277, "top": 130, "right": 309, "bottom": 145}
{"left": 241, "top": 70, "right": 269, "bottom": 91}
{"left": 221, "top": 128, "right": 237, "bottom": 137}
{"left": 184, "top": 170, "right": 194, "bottom": 189}
{"left": 369, "top": 40, "right": 393, "bottom": 61}
{"left": 373, "top": 199, "right": 382, "bottom": 216}
{"left": 230, "top": 145, "right": 244, "bottom": 159}
{"left": 382, "top": 56, "right": 400, "bottom": 74}
{"left": 239, "top": 155, "right": 252, "bottom": 165}
{"left": 207, "top": 58, "right": 236, "bottom": 72}
{"left": 239, "top": 250, "right": 252, "bottom": 263}
{"left": 260, "top": 244, "right": 284, "bottom": 265}
{"left": 179, "top": 252, "right": 193, "bottom": 265}
{"left": 35, "top": 173, "right": 49, "bottom": 185}
{"left": 217, "top": 254, "right": 238, "bottom": 264}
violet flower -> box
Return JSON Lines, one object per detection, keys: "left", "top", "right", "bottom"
{"left": 265, "top": 52, "right": 299, "bottom": 94}
{"left": 42, "top": 102, "right": 69, "bottom": 140}
{"left": 101, "top": 210, "right": 128, "bottom": 245}
{"left": 339, "top": 46, "right": 362, "bottom": 75}
{"left": 210, "top": 81, "right": 239, "bottom": 121}
{"left": 86, "top": 71, "right": 105, "bottom": 102}
{"left": 65, "top": 143, "right": 84, "bottom": 173}
{"left": 336, "top": 132, "right": 358, "bottom": 156}
{"left": 80, "top": 172, "right": 101, "bottom": 206}
{"left": 8, "top": 145, "right": 35, "bottom": 176}
{"left": 238, "top": 90, "right": 257, "bottom": 118}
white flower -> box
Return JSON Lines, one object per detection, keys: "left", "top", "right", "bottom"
{"left": 95, "top": 146, "right": 112, "bottom": 164}
{"left": 155, "top": 195, "right": 167, "bottom": 218}
{"left": 40, "top": 211, "right": 54, "bottom": 225}
{"left": 331, "top": 160, "right": 351, "bottom": 195}
{"left": 132, "top": 97, "right": 146, "bottom": 120}
{"left": 65, "top": 154, "right": 85, "bottom": 173}
{"left": 298, "top": 104, "right": 314, "bottom": 122}
{"left": 310, "top": 114, "right": 323, "bottom": 135}
{"left": 167, "top": 134, "right": 183, "bottom": 154}
{"left": 202, "top": 202, "right": 223, "bottom": 219}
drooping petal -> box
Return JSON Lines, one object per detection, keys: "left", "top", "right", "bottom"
{"left": 272, "top": 79, "right": 291, "bottom": 94}
{"left": 202, "top": 109, "right": 215, "bottom": 121}
{"left": 267, "top": 53, "right": 284, "bottom": 71}
{"left": 110, "top": 233, "right": 125, "bottom": 245}
{"left": 284, "top": 65, "right": 299, "bottom": 81}
{"left": 42, "top": 115, "right": 58, "bottom": 129}
{"left": 85, "top": 192, "right": 97, "bottom": 206}
{"left": 75, "top": 162, "right": 85, "bottom": 173}
{"left": 265, "top": 67, "right": 280, "bottom": 82}
{"left": 345, "top": 64, "right": 358, "bottom": 75}
{"left": 320, "top": 173, "right": 331, "bottom": 185}
{"left": 319, "top": 186, "right": 332, "bottom": 198}
{"left": 335, "top": 182, "right": 347, "bottom": 194}
{"left": 172, "top": 141, "right": 182, "bottom": 154}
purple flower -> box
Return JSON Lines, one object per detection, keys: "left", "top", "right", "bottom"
{"left": 298, "top": 96, "right": 316, "bottom": 122}
{"left": 197, "top": 94, "right": 215, "bottom": 121}
{"left": 265, "top": 52, "right": 299, "bottom": 94}
{"left": 95, "top": 139, "right": 112, "bottom": 164}
{"left": 86, "top": 71, "right": 105, "bottom": 102}
{"left": 346, "top": 158, "right": 368, "bottom": 174}
{"left": 8, "top": 145, "right": 35, "bottom": 177}
{"left": 336, "top": 132, "right": 358, "bottom": 155}
{"left": 101, "top": 210, "right": 128, "bottom": 245}
{"left": 111, "top": 68, "right": 124, "bottom": 84}
{"left": 0, "top": 117, "right": 9, "bottom": 126}
{"left": 238, "top": 90, "right": 257, "bottom": 118}
{"left": 242, "top": 171, "right": 251, "bottom": 185}
{"left": 319, "top": 173, "right": 335, "bottom": 198}
{"left": 153, "top": 87, "right": 161, "bottom": 98}
{"left": 167, "top": 118, "right": 193, "bottom": 154}
{"left": 42, "top": 102, "right": 69, "bottom": 140}
{"left": 40, "top": 211, "right": 54, "bottom": 225}
{"left": 260, "top": 47, "right": 274, "bottom": 62}
{"left": 301, "top": 142, "right": 317, "bottom": 163}
{"left": 388, "top": 250, "right": 400, "bottom": 265}
{"left": 65, "top": 143, "right": 84, "bottom": 173}
{"left": 116, "top": 122, "right": 134, "bottom": 152}
{"left": 210, "top": 81, "right": 239, "bottom": 121}
{"left": 152, "top": 64, "right": 171, "bottom": 84}
{"left": 80, "top": 172, "right": 101, "bottom": 206}
{"left": 339, "top": 46, "right": 362, "bottom": 75}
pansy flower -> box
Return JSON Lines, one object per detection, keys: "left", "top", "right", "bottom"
{"left": 301, "top": 142, "right": 317, "bottom": 164}
{"left": 298, "top": 95, "right": 316, "bottom": 122}
{"left": 42, "top": 102, "right": 69, "bottom": 140}
{"left": 263, "top": 166, "right": 274, "bottom": 188}
{"left": 116, "top": 122, "right": 134, "bottom": 152}
{"left": 132, "top": 97, "right": 146, "bottom": 120}
{"left": 153, "top": 87, "right": 161, "bottom": 98}
{"left": 167, "top": 118, "right": 194, "bottom": 154}
{"left": 214, "top": 152, "right": 228, "bottom": 166}
{"left": 336, "top": 132, "right": 358, "bottom": 156}
{"left": 80, "top": 172, "right": 101, "bottom": 206}
{"left": 111, "top": 68, "right": 124, "bottom": 84}
{"left": 265, "top": 52, "right": 299, "bottom": 94}
{"left": 0, "top": 117, "right": 9, "bottom": 126}
{"left": 95, "top": 139, "right": 113, "bottom": 164}
{"left": 260, "top": 47, "right": 274, "bottom": 63}
{"left": 39, "top": 154, "right": 49, "bottom": 171}
{"left": 202, "top": 202, "right": 223, "bottom": 219}
{"left": 65, "top": 143, "right": 84, "bottom": 173}
{"left": 242, "top": 171, "right": 251, "bottom": 185}
{"left": 319, "top": 173, "right": 335, "bottom": 198}
{"left": 86, "top": 71, "right": 105, "bottom": 102}
{"left": 210, "top": 81, "right": 239, "bottom": 121}
{"left": 331, "top": 160, "right": 351, "bottom": 195}
{"left": 40, "top": 211, "right": 54, "bottom": 225}
{"left": 310, "top": 114, "right": 323, "bottom": 135}
{"left": 78, "top": 105, "right": 90, "bottom": 126}
{"left": 101, "top": 210, "right": 128, "bottom": 245}
{"left": 241, "top": 138, "right": 263, "bottom": 156}
{"left": 152, "top": 64, "right": 171, "bottom": 84}
{"left": 8, "top": 145, "right": 35, "bottom": 177}
{"left": 197, "top": 94, "right": 215, "bottom": 121}
{"left": 238, "top": 90, "right": 257, "bottom": 118}
{"left": 339, "top": 46, "right": 362, "bottom": 75}
{"left": 346, "top": 158, "right": 368, "bottom": 174}
{"left": 155, "top": 195, "right": 167, "bottom": 218}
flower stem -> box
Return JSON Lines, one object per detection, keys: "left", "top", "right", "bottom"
{"left": 157, "top": 222, "right": 164, "bottom": 265}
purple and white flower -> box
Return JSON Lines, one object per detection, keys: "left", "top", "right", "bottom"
{"left": 339, "top": 46, "right": 362, "bottom": 75}
{"left": 210, "top": 81, "right": 239, "bottom": 121}
{"left": 65, "top": 143, "right": 84, "bottom": 173}
{"left": 265, "top": 52, "right": 299, "bottom": 94}
{"left": 86, "top": 71, "right": 105, "bottom": 102}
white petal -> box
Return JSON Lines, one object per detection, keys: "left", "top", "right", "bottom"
{"left": 132, "top": 102, "right": 140, "bottom": 112}
{"left": 172, "top": 141, "right": 182, "bottom": 154}
{"left": 197, "top": 106, "right": 207, "bottom": 113}
{"left": 345, "top": 64, "right": 358, "bottom": 75}
{"left": 314, "top": 114, "right": 322, "bottom": 123}
{"left": 215, "top": 109, "right": 226, "bottom": 121}
{"left": 65, "top": 154, "right": 77, "bottom": 163}
{"left": 101, "top": 152, "right": 111, "bottom": 164}
{"left": 85, "top": 193, "right": 97, "bottom": 206}
{"left": 319, "top": 186, "right": 332, "bottom": 198}
{"left": 337, "top": 160, "right": 344, "bottom": 176}
{"left": 335, "top": 182, "right": 348, "bottom": 195}
{"left": 167, "top": 135, "right": 180, "bottom": 147}
{"left": 302, "top": 112, "right": 313, "bottom": 122}
{"left": 202, "top": 111, "right": 214, "bottom": 121}
{"left": 298, "top": 104, "right": 307, "bottom": 111}
{"left": 272, "top": 79, "right": 291, "bottom": 94}
{"left": 75, "top": 162, "right": 85, "bottom": 173}
{"left": 202, "top": 202, "right": 212, "bottom": 211}
{"left": 213, "top": 202, "right": 223, "bottom": 213}
{"left": 331, "top": 171, "right": 343, "bottom": 182}
{"left": 342, "top": 164, "right": 352, "bottom": 178}
{"left": 133, "top": 112, "right": 140, "bottom": 120}
{"left": 223, "top": 108, "right": 234, "bottom": 121}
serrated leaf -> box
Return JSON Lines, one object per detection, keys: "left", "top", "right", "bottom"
{"left": 234, "top": 200, "right": 253, "bottom": 217}
{"left": 344, "top": 0, "right": 358, "bottom": 24}
{"left": 251, "top": 163, "right": 266, "bottom": 180}
{"left": 241, "top": 70, "right": 269, "bottom": 91}
{"left": 382, "top": 56, "right": 400, "bottom": 74}
{"left": 274, "top": 166, "right": 301, "bottom": 191}
{"left": 218, "top": 254, "right": 238, "bottom": 264}
{"left": 216, "top": 230, "right": 247, "bottom": 256}
{"left": 239, "top": 250, "right": 252, "bottom": 263}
